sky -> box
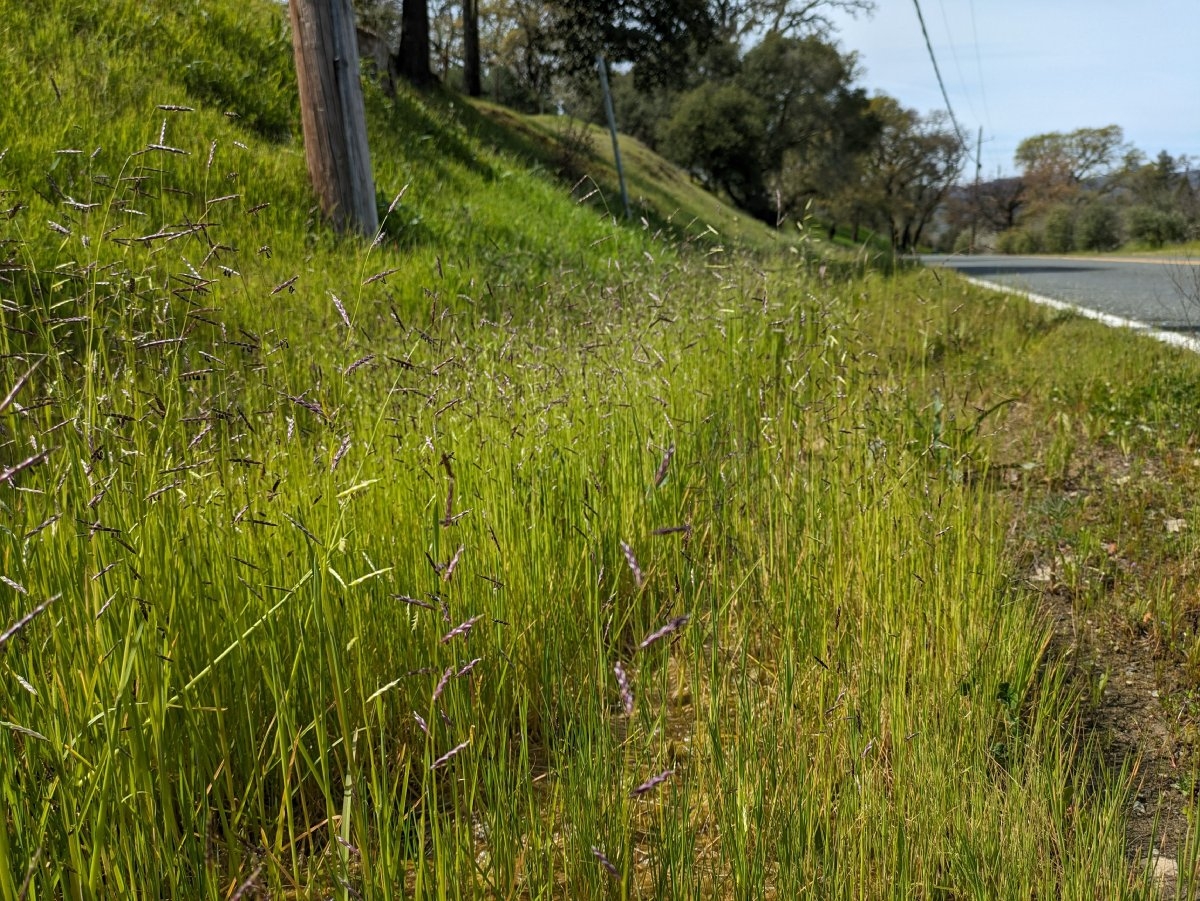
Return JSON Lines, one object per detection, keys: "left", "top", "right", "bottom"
{"left": 828, "top": 0, "right": 1200, "bottom": 179}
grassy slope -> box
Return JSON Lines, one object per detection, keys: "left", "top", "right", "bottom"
{"left": 466, "top": 105, "right": 788, "bottom": 252}
{"left": 1, "top": 1, "right": 1195, "bottom": 899}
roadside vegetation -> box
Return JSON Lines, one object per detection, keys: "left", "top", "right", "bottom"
{"left": 942, "top": 127, "right": 1200, "bottom": 256}
{"left": 6, "top": 1, "right": 1200, "bottom": 899}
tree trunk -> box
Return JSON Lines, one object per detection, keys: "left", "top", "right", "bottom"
{"left": 463, "top": 0, "right": 481, "bottom": 97}
{"left": 397, "top": 0, "right": 433, "bottom": 86}
{"left": 288, "top": 0, "right": 379, "bottom": 237}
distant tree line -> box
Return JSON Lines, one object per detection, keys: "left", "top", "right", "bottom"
{"left": 942, "top": 125, "right": 1199, "bottom": 254}
{"left": 351, "top": 0, "right": 968, "bottom": 249}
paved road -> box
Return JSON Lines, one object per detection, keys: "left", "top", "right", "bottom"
{"left": 922, "top": 254, "right": 1200, "bottom": 331}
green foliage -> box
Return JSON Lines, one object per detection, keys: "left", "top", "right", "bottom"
{"left": 736, "top": 33, "right": 877, "bottom": 220}
{"left": 1015, "top": 125, "right": 1128, "bottom": 187}
{"left": 569, "top": 27, "right": 885, "bottom": 231}
{"left": 1042, "top": 204, "right": 1075, "bottom": 254}
{"left": 1075, "top": 201, "right": 1123, "bottom": 251}
{"left": 661, "top": 81, "right": 767, "bottom": 211}
{"left": 857, "top": 96, "right": 965, "bottom": 250}
{"left": 546, "top": 0, "right": 717, "bottom": 88}
{"left": 610, "top": 70, "right": 678, "bottom": 150}
{"left": 1002, "top": 127, "right": 1198, "bottom": 252}
{"left": 1125, "top": 204, "right": 1188, "bottom": 248}
{"left": 995, "top": 227, "right": 1043, "bottom": 255}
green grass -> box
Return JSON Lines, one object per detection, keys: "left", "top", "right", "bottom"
{"left": 0, "top": 0, "right": 1194, "bottom": 898}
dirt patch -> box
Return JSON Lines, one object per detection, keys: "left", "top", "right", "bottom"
{"left": 1003, "top": 438, "right": 1200, "bottom": 876}
{"left": 1046, "top": 591, "right": 1190, "bottom": 857}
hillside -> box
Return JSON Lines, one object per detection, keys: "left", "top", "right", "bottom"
{"left": 0, "top": 0, "right": 791, "bottom": 308}
{"left": 5, "top": 2, "right": 1200, "bottom": 899}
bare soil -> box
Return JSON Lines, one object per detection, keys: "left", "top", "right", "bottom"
{"left": 1003, "top": 437, "right": 1200, "bottom": 886}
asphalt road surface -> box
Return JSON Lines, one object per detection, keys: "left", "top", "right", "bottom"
{"left": 922, "top": 255, "right": 1200, "bottom": 331}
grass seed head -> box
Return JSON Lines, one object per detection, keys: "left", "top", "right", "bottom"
{"left": 620, "top": 540, "right": 643, "bottom": 589}
{"left": 330, "top": 292, "right": 351, "bottom": 328}
{"left": 430, "top": 737, "right": 470, "bottom": 770}
{"left": 441, "top": 614, "right": 482, "bottom": 644}
{"left": 431, "top": 666, "right": 455, "bottom": 703}
{"left": 639, "top": 614, "right": 690, "bottom": 650}
{"left": 631, "top": 768, "right": 675, "bottom": 797}
{"left": 614, "top": 661, "right": 634, "bottom": 715}
{"left": 591, "top": 846, "right": 619, "bottom": 878}
{"left": 330, "top": 435, "right": 352, "bottom": 472}
{"left": 653, "top": 442, "right": 675, "bottom": 487}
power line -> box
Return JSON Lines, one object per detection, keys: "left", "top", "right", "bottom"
{"left": 911, "top": 0, "right": 973, "bottom": 164}
{"left": 967, "top": 0, "right": 993, "bottom": 131}
{"left": 937, "top": 0, "right": 979, "bottom": 124}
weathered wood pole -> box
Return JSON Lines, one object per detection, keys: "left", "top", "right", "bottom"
{"left": 288, "top": 0, "right": 379, "bottom": 237}
{"left": 463, "top": 0, "right": 482, "bottom": 97}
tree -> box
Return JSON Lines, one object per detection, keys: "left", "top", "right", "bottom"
{"left": 976, "top": 177, "right": 1026, "bottom": 232}
{"left": 1075, "top": 200, "right": 1122, "bottom": 251}
{"left": 710, "top": 0, "right": 874, "bottom": 41}
{"left": 858, "top": 96, "right": 965, "bottom": 251}
{"left": 1014, "top": 125, "right": 1129, "bottom": 210}
{"left": 1121, "top": 149, "right": 1185, "bottom": 209}
{"left": 483, "top": 0, "right": 556, "bottom": 109}
{"left": 463, "top": 0, "right": 482, "bottom": 95}
{"left": 397, "top": 0, "right": 434, "bottom": 85}
{"left": 353, "top": 0, "right": 401, "bottom": 43}
{"left": 546, "top": 0, "right": 718, "bottom": 89}
{"left": 289, "top": 0, "right": 379, "bottom": 237}
{"left": 662, "top": 82, "right": 768, "bottom": 216}
{"left": 428, "top": 1, "right": 460, "bottom": 79}
{"left": 735, "top": 33, "right": 876, "bottom": 219}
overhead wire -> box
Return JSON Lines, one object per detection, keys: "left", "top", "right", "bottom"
{"left": 967, "top": 0, "right": 993, "bottom": 131}
{"left": 910, "top": 0, "right": 977, "bottom": 168}
{"left": 937, "top": 0, "right": 979, "bottom": 124}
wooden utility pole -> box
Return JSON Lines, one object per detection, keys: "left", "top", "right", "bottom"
{"left": 463, "top": 0, "right": 481, "bottom": 97}
{"left": 289, "top": 0, "right": 379, "bottom": 238}
{"left": 969, "top": 126, "right": 982, "bottom": 253}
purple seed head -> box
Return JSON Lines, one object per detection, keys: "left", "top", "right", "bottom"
{"left": 631, "top": 767, "right": 675, "bottom": 797}
{"left": 613, "top": 661, "right": 634, "bottom": 715}
{"left": 457, "top": 656, "right": 483, "bottom": 678}
{"left": 431, "top": 665, "right": 454, "bottom": 703}
{"left": 330, "top": 435, "right": 352, "bottom": 472}
{"left": 331, "top": 292, "right": 352, "bottom": 328}
{"left": 638, "top": 614, "right": 690, "bottom": 651}
{"left": 590, "top": 846, "right": 619, "bottom": 878}
{"left": 440, "top": 614, "right": 482, "bottom": 644}
{"left": 344, "top": 354, "right": 375, "bottom": 376}
{"left": 430, "top": 737, "right": 470, "bottom": 770}
{"left": 442, "top": 545, "right": 465, "bottom": 582}
{"left": 653, "top": 442, "right": 675, "bottom": 488}
{"left": 620, "top": 541, "right": 643, "bottom": 589}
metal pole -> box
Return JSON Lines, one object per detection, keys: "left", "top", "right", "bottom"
{"left": 596, "top": 54, "right": 631, "bottom": 220}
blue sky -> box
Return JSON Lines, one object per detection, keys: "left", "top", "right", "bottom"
{"left": 829, "top": 0, "right": 1200, "bottom": 178}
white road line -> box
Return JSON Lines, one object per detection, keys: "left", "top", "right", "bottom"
{"left": 959, "top": 274, "right": 1200, "bottom": 355}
